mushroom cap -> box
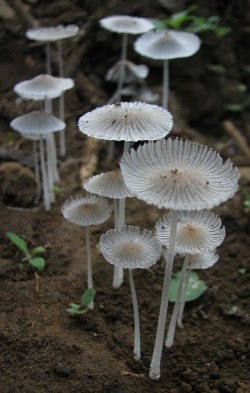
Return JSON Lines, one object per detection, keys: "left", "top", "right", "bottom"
{"left": 156, "top": 210, "right": 225, "bottom": 254}
{"left": 84, "top": 170, "right": 134, "bottom": 199}
{"left": 186, "top": 250, "right": 219, "bottom": 270}
{"left": 100, "top": 15, "right": 154, "bottom": 35}
{"left": 120, "top": 138, "right": 240, "bottom": 210}
{"left": 26, "top": 25, "right": 79, "bottom": 42}
{"left": 106, "top": 60, "right": 149, "bottom": 83}
{"left": 99, "top": 225, "right": 161, "bottom": 269}
{"left": 134, "top": 29, "right": 201, "bottom": 60}
{"left": 61, "top": 194, "right": 113, "bottom": 227}
{"left": 78, "top": 101, "right": 173, "bottom": 142}
{"left": 10, "top": 111, "right": 65, "bottom": 135}
{"left": 14, "top": 74, "right": 74, "bottom": 101}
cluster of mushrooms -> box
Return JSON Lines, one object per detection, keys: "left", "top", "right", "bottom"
{"left": 9, "top": 16, "right": 240, "bottom": 380}
{"left": 61, "top": 16, "right": 240, "bottom": 381}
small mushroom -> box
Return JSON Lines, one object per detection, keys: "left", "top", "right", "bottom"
{"left": 10, "top": 111, "right": 65, "bottom": 210}
{"left": 62, "top": 194, "right": 113, "bottom": 308}
{"left": 155, "top": 210, "right": 226, "bottom": 254}
{"left": 134, "top": 29, "right": 201, "bottom": 108}
{"left": 99, "top": 225, "right": 161, "bottom": 360}
{"left": 100, "top": 16, "right": 154, "bottom": 105}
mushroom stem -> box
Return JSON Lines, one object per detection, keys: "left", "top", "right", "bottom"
{"left": 45, "top": 42, "right": 52, "bottom": 75}
{"left": 33, "top": 139, "right": 41, "bottom": 202}
{"left": 129, "top": 269, "right": 141, "bottom": 361}
{"left": 177, "top": 269, "right": 190, "bottom": 328}
{"left": 149, "top": 209, "right": 178, "bottom": 380}
{"left": 85, "top": 226, "right": 94, "bottom": 309}
{"left": 39, "top": 135, "right": 51, "bottom": 210}
{"left": 57, "top": 40, "right": 66, "bottom": 157}
{"left": 112, "top": 198, "right": 126, "bottom": 288}
{"left": 107, "top": 32, "right": 128, "bottom": 105}
{"left": 162, "top": 59, "right": 169, "bottom": 109}
{"left": 165, "top": 254, "right": 190, "bottom": 348}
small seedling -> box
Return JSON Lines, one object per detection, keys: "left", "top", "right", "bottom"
{"left": 238, "top": 268, "right": 247, "bottom": 276}
{"left": 6, "top": 231, "right": 46, "bottom": 270}
{"left": 66, "top": 288, "right": 96, "bottom": 316}
{"left": 169, "top": 271, "right": 207, "bottom": 302}
{"left": 53, "top": 185, "right": 65, "bottom": 196}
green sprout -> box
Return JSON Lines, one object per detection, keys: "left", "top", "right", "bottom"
{"left": 169, "top": 271, "right": 207, "bottom": 302}
{"left": 53, "top": 185, "right": 65, "bottom": 196}
{"left": 66, "top": 288, "right": 96, "bottom": 316}
{"left": 6, "top": 231, "right": 46, "bottom": 270}
{"left": 150, "top": 5, "right": 231, "bottom": 37}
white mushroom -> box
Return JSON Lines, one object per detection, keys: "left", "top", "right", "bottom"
{"left": 134, "top": 29, "right": 201, "bottom": 108}
{"left": 62, "top": 193, "right": 113, "bottom": 308}
{"left": 100, "top": 225, "right": 161, "bottom": 360}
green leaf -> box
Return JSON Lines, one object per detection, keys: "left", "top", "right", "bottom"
{"left": 66, "top": 308, "right": 88, "bottom": 315}
{"left": 238, "top": 268, "right": 247, "bottom": 275}
{"left": 149, "top": 18, "right": 166, "bottom": 30}
{"left": 80, "top": 288, "right": 96, "bottom": 307}
{"left": 169, "top": 271, "right": 207, "bottom": 302}
{"left": 69, "top": 303, "right": 81, "bottom": 310}
{"left": 31, "top": 246, "right": 46, "bottom": 256}
{"left": 225, "top": 103, "right": 243, "bottom": 112}
{"left": 28, "top": 257, "right": 45, "bottom": 270}
{"left": 6, "top": 232, "right": 29, "bottom": 256}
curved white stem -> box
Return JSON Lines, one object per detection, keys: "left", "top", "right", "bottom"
{"left": 165, "top": 254, "right": 190, "bottom": 348}
{"left": 129, "top": 269, "right": 140, "bottom": 361}
{"left": 39, "top": 135, "right": 50, "bottom": 210}
{"left": 149, "top": 209, "right": 178, "bottom": 380}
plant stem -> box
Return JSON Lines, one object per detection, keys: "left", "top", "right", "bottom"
{"left": 129, "top": 269, "right": 141, "bottom": 361}
{"left": 165, "top": 254, "right": 190, "bottom": 348}
{"left": 162, "top": 59, "right": 169, "bottom": 109}
{"left": 85, "top": 226, "right": 94, "bottom": 309}
{"left": 149, "top": 209, "right": 178, "bottom": 380}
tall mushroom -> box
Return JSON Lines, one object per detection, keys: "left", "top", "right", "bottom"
{"left": 62, "top": 193, "right": 113, "bottom": 308}
{"left": 100, "top": 225, "right": 161, "bottom": 360}
{"left": 120, "top": 137, "right": 240, "bottom": 379}
{"left": 134, "top": 29, "right": 200, "bottom": 109}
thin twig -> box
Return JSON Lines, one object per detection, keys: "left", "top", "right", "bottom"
{"left": 223, "top": 120, "right": 250, "bottom": 158}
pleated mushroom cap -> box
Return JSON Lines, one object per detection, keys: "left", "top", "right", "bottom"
{"left": 106, "top": 60, "right": 149, "bottom": 83}
{"left": 78, "top": 102, "right": 173, "bottom": 142}
{"left": 134, "top": 29, "right": 201, "bottom": 60}
{"left": 100, "top": 15, "right": 154, "bottom": 35}
{"left": 10, "top": 111, "right": 65, "bottom": 135}
{"left": 99, "top": 225, "right": 161, "bottom": 269}
{"left": 26, "top": 25, "right": 79, "bottom": 42}
{"left": 14, "top": 74, "right": 74, "bottom": 100}
{"left": 84, "top": 170, "right": 133, "bottom": 199}
{"left": 186, "top": 250, "right": 219, "bottom": 270}
{"left": 120, "top": 138, "right": 240, "bottom": 210}
{"left": 156, "top": 210, "right": 225, "bottom": 254}
{"left": 61, "top": 194, "right": 113, "bottom": 227}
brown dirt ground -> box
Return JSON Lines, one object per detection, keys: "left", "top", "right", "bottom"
{"left": 0, "top": 1, "right": 249, "bottom": 393}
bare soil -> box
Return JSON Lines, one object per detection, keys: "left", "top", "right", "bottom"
{"left": 0, "top": 1, "right": 249, "bottom": 392}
